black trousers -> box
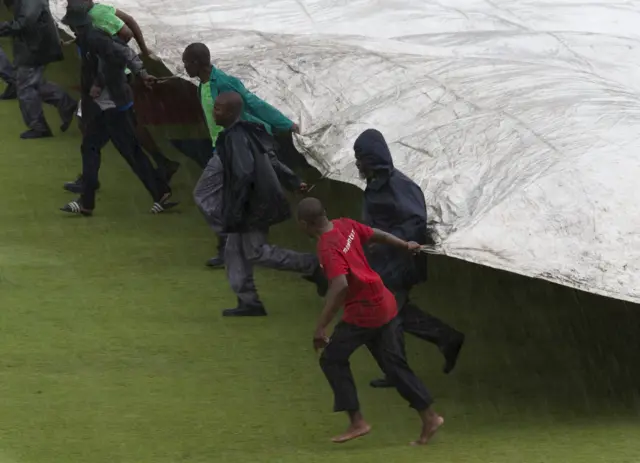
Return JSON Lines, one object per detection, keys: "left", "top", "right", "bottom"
{"left": 320, "top": 316, "right": 433, "bottom": 413}
{"left": 80, "top": 108, "right": 170, "bottom": 210}
{"left": 398, "top": 288, "right": 460, "bottom": 343}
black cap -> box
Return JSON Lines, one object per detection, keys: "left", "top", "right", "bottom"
{"left": 61, "top": 3, "right": 93, "bottom": 28}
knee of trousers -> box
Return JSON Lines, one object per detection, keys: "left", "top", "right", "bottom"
{"left": 378, "top": 353, "right": 411, "bottom": 377}
{"left": 243, "top": 244, "right": 265, "bottom": 264}
{"left": 319, "top": 346, "right": 350, "bottom": 371}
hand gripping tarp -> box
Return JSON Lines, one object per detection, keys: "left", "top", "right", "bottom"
{"left": 52, "top": 0, "right": 640, "bottom": 303}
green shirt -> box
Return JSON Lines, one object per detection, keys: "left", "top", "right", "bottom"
{"left": 200, "top": 84, "right": 223, "bottom": 144}
{"left": 89, "top": 4, "right": 125, "bottom": 36}
{"left": 88, "top": 4, "right": 131, "bottom": 75}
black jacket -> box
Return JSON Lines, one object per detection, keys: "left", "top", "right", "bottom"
{"left": 354, "top": 129, "right": 428, "bottom": 291}
{"left": 75, "top": 26, "right": 146, "bottom": 120}
{"left": 0, "top": 0, "right": 63, "bottom": 67}
{"left": 216, "top": 121, "right": 302, "bottom": 233}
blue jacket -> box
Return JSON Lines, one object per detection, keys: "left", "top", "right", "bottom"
{"left": 198, "top": 66, "right": 294, "bottom": 135}
{"left": 354, "top": 129, "right": 428, "bottom": 291}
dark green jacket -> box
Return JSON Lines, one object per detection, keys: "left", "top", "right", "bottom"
{"left": 198, "top": 66, "right": 294, "bottom": 135}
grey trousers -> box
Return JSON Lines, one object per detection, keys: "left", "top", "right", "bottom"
{"left": 193, "top": 154, "right": 224, "bottom": 234}
{"left": 0, "top": 46, "right": 15, "bottom": 85}
{"left": 225, "top": 230, "right": 318, "bottom": 308}
{"left": 16, "top": 65, "right": 76, "bottom": 133}
{"left": 193, "top": 153, "right": 227, "bottom": 256}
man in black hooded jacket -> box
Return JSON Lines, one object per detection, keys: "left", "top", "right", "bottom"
{"left": 0, "top": 0, "right": 77, "bottom": 138}
{"left": 213, "top": 91, "right": 327, "bottom": 317}
{"left": 353, "top": 129, "right": 465, "bottom": 388}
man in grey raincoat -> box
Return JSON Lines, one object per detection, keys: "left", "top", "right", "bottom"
{"left": 0, "top": 0, "right": 77, "bottom": 139}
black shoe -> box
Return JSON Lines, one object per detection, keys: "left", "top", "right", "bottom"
{"left": 0, "top": 83, "right": 16, "bottom": 100}
{"left": 150, "top": 193, "right": 179, "bottom": 214}
{"left": 222, "top": 306, "right": 267, "bottom": 317}
{"left": 441, "top": 333, "right": 465, "bottom": 374}
{"left": 20, "top": 129, "right": 53, "bottom": 140}
{"left": 63, "top": 174, "right": 100, "bottom": 194}
{"left": 60, "top": 102, "right": 78, "bottom": 132}
{"left": 60, "top": 198, "right": 93, "bottom": 216}
{"left": 206, "top": 255, "right": 225, "bottom": 268}
{"left": 302, "top": 264, "right": 328, "bottom": 297}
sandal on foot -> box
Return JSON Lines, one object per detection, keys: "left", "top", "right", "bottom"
{"left": 150, "top": 193, "right": 179, "bottom": 214}
{"left": 60, "top": 199, "right": 93, "bottom": 216}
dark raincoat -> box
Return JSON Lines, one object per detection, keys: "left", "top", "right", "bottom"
{"left": 216, "top": 121, "right": 302, "bottom": 233}
{"left": 0, "top": 0, "right": 64, "bottom": 67}
{"left": 354, "top": 129, "right": 428, "bottom": 291}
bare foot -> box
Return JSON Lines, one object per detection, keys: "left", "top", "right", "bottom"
{"left": 411, "top": 413, "right": 444, "bottom": 446}
{"left": 331, "top": 422, "right": 372, "bottom": 444}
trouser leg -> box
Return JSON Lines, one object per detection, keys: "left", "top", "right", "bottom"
{"left": 368, "top": 317, "right": 433, "bottom": 411}
{"left": 320, "top": 322, "right": 371, "bottom": 412}
{"left": 401, "top": 298, "right": 463, "bottom": 348}
{"left": 0, "top": 47, "right": 15, "bottom": 85}
{"left": 135, "top": 123, "right": 176, "bottom": 175}
{"left": 216, "top": 233, "right": 227, "bottom": 256}
{"left": 242, "top": 229, "right": 318, "bottom": 275}
{"left": 105, "top": 108, "right": 170, "bottom": 202}
{"left": 225, "top": 233, "right": 262, "bottom": 308}
{"left": 38, "top": 76, "right": 77, "bottom": 119}
{"left": 80, "top": 114, "right": 111, "bottom": 210}
{"left": 16, "top": 66, "right": 49, "bottom": 133}
{"left": 193, "top": 154, "right": 225, "bottom": 232}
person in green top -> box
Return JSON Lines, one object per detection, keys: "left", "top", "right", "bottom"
{"left": 183, "top": 42, "right": 302, "bottom": 269}
{"left": 182, "top": 42, "right": 300, "bottom": 145}
{"left": 63, "top": 1, "right": 180, "bottom": 194}
{"left": 85, "top": 0, "right": 152, "bottom": 57}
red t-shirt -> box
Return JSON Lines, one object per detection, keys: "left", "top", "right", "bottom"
{"left": 317, "top": 218, "right": 398, "bottom": 328}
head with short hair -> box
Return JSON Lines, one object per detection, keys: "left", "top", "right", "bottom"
{"left": 297, "top": 197, "right": 329, "bottom": 237}
{"left": 182, "top": 43, "right": 211, "bottom": 78}
{"left": 214, "top": 91, "right": 243, "bottom": 128}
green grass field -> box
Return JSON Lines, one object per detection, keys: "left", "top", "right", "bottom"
{"left": 0, "top": 42, "right": 639, "bottom": 463}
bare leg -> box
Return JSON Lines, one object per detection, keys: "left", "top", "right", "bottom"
{"left": 411, "top": 407, "right": 444, "bottom": 446}
{"left": 332, "top": 410, "right": 372, "bottom": 444}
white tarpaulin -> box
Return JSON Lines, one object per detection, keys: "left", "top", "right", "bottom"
{"left": 51, "top": 0, "right": 640, "bottom": 303}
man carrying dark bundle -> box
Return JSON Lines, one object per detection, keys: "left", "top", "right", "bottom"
{"left": 59, "top": 4, "right": 177, "bottom": 216}
{"left": 353, "top": 129, "right": 465, "bottom": 388}
{"left": 213, "top": 91, "right": 326, "bottom": 316}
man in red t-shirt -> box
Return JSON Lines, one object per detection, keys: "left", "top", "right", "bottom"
{"left": 296, "top": 197, "right": 444, "bottom": 445}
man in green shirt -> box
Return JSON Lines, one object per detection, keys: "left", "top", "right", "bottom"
{"left": 184, "top": 42, "right": 302, "bottom": 269}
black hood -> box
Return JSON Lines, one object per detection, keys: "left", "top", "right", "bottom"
{"left": 353, "top": 129, "right": 394, "bottom": 173}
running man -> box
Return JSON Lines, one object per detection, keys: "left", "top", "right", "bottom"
{"left": 213, "top": 92, "right": 326, "bottom": 316}
{"left": 297, "top": 197, "right": 444, "bottom": 445}
{"left": 182, "top": 42, "right": 301, "bottom": 269}
{"left": 353, "top": 129, "right": 465, "bottom": 388}
{"left": 0, "top": 0, "right": 77, "bottom": 139}
{"left": 63, "top": 0, "right": 179, "bottom": 193}
{"left": 59, "top": 4, "right": 177, "bottom": 216}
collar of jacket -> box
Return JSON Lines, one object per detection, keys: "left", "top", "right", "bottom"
{"left": 366, "top": 170, "right": 392, "bottom": 191}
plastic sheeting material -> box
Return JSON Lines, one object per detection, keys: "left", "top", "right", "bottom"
{"left": 51, "top": 0, "right": 640, "bottom": 303}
